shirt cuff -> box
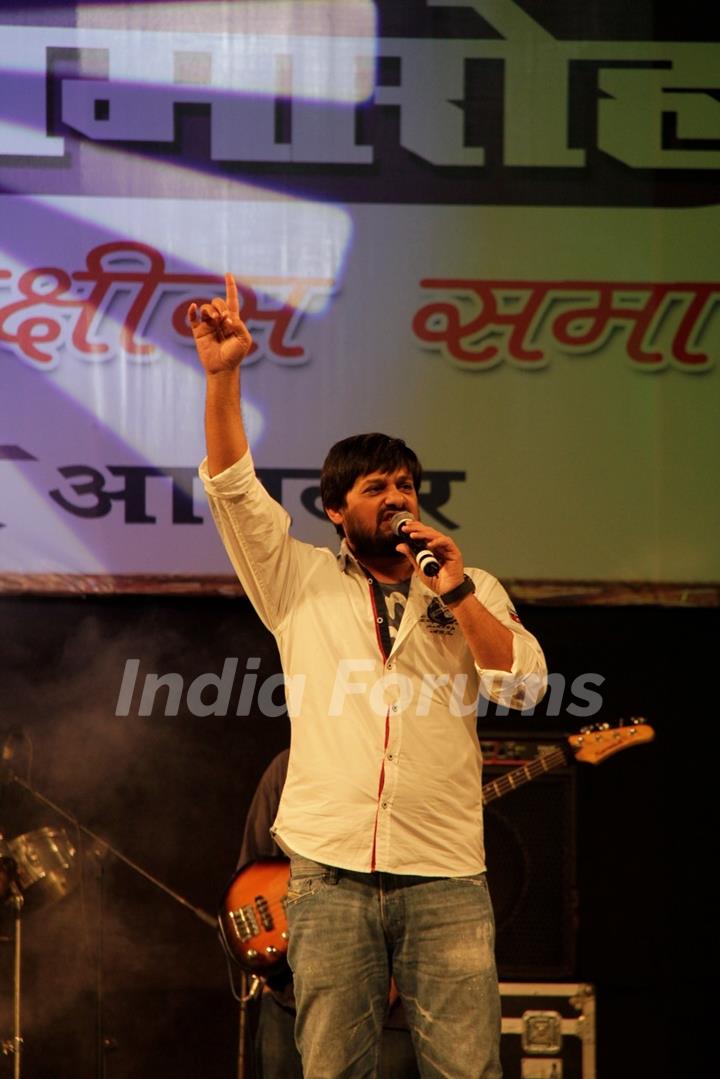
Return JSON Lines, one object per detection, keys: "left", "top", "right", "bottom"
{"left": 198, "top": 449, "right": 255, "bottom": 498}
{"left": 476, "top": 634, "right": 547, "bottom": 711}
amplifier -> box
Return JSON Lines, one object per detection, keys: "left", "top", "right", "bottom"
{"left": 481, "top": 733, "right": 577, "bottom": 980}
{"left": 480, "top": 732, "right": 572, "bottom": 766}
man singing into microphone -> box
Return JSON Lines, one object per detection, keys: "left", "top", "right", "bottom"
{"left": 192, "top": 276, "right": 547, "bottom": 1078}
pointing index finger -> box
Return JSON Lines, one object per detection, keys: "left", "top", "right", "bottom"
{"left": 225, "top": 272, "right": 239, "bottom": 314}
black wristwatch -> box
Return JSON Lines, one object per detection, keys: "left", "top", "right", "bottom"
{"left": 439, "top": 574, "right": 476, "bottom": 607}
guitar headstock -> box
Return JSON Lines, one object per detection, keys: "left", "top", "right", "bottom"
{"left": 568, "top": 717, "right": 655, "bottom": 765}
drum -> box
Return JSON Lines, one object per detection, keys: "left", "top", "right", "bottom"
{"left": 7, "top": 826, "right": 78, "bottom": 911}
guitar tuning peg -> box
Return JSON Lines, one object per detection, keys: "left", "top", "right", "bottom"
{"left": 600, "top": 722, "right": 610, "bottom": 730}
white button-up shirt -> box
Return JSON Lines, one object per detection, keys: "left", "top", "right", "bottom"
{"left": 200, "top": 452, "right": 547, "bottom": 877}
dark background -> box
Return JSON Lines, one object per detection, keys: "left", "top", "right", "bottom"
{"left": 0, "top": 593, "right": 712, "bottom": 1078}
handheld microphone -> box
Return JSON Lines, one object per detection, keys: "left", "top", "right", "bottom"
{"left": 390, "top": 512, "right": 441, "bottom": 577}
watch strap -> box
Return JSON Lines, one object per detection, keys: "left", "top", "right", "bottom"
{"left": 439, "top": 573, "right": 476, "bottom": 607}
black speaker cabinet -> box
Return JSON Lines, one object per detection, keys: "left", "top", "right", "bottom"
{"left": 483, "top": 742, "right": 577, "bottom": 980}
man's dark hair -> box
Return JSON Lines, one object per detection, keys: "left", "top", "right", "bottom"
{"left": 320, "top": 433, "right": 422, "bottom": 535}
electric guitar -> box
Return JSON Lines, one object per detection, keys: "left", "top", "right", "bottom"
{"left": 219, "top": 719, "right": 654, "bottom": 973}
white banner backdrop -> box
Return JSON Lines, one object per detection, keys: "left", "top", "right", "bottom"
{"left": 0, "top": 1, "right": 718, "bottom": 583}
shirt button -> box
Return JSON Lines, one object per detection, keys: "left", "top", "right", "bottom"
{"left": 381, "top": 801, "right": 388, "bottom": 809}
{"left": 386, "top": 662, "right": 393, "bottom": 670}
{"left": 387, "top": 753, "right": 394, "bottom": 761}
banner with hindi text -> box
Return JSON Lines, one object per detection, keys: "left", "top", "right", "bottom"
{"left": 0, "top": 1, "right": 718, "bottom": 586}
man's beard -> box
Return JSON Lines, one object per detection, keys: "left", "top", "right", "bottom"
{"left": 343, "top": 515, "right": 403, "bottom": 563}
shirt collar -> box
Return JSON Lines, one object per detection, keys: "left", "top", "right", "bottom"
{"left": 337, "top": 538, "right": 357, "bottom": 574}
{"left": 337, "top": 540, "right": 428, "bottom": 597}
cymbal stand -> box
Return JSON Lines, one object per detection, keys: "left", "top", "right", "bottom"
{"left": 1, "top": 764, "right": 217, "bottom": 1078}
{"left": 92, "top": 847, "right": 107, "bottom": 1079}
{"left": 1, "top": 862, "right": 24, "bottom": 1079}
{"left": 2, "top": 766, "right": 216, "bottom": 930}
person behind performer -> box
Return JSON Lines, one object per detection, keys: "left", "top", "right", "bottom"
{"left": 191, "top": 275, "right": 547, "bottom": 1079}
{"left": 237, "top": 749, "right": 419, "bottom": 1079}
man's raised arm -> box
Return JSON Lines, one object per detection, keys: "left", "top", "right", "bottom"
{"left": 189, "top": 273, "right": 253, "bottom": 477}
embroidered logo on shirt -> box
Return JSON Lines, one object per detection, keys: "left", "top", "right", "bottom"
{"left": 420, "top": 597, "right": 458, "bottom": 636}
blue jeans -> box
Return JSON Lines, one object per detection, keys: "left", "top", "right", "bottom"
{"left": 286, "top": 855, "right": 502, "bottom": 1079}
{"left": 254, "top": 990, "right": 419, "bottom": 1079}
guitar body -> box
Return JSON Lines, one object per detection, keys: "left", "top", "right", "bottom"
{"left": 219, "top": 858, "right": 291, "bottom": 973}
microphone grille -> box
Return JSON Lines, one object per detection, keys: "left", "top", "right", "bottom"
{"left": 390, "top": 511, "right": 413, "bottom": 536}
